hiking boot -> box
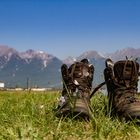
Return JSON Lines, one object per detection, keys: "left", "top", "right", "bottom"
{"left": 55, "top": 59, "right": 94, "bottom": 119}
{"left": 104, "top": 58, "right": 140, "bottom": 120}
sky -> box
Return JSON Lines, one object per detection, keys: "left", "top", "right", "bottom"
{"left": 0, "top": 0, "right": 140, "bottom": 59}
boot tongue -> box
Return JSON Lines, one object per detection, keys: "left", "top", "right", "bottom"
{"left": 114, "top": 60, "right": 139, "bottom": 88}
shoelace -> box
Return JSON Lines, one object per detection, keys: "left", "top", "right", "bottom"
{"left": 115, "top": 87, "right": 138, "bottom": 103}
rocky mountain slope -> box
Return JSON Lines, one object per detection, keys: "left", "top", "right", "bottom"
{"left": 0, "top": 46, "right": 62, "bottom": 88}
{"left": 0, "top": 46, "right": 140, "bottom": 88}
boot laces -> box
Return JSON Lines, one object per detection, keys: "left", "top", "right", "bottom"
{"left": 115, "top": 86, "right": 138, "bottom": 103}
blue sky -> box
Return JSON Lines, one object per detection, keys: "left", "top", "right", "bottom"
{"left": 0, "top": 0, "right": 140, "bottom": 59}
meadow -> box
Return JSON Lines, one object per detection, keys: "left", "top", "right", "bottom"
{"left": 0, "top": 90, "right": 140, "bottom": 140}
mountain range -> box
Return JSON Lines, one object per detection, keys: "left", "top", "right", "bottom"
{"left": 0, "top": 46, "right": 140, "bottom": 88}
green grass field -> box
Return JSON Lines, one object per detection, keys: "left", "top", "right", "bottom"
{"left": 0, "top": 90, "right": 140, "bottom": 140}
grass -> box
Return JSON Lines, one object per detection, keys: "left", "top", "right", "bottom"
{"left": 0, "top": 90, "right": 140, "bottom": 139}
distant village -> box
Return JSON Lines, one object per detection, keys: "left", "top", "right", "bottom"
{"left": 0, "top": 81, "right": 53, "bottom": 91}
{"left": 0, "top": 79, "right": 140, "bottom": 93}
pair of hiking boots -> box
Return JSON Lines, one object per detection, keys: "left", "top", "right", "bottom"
{"left": 55, "top": 58, "right": 140, "bottom": 120}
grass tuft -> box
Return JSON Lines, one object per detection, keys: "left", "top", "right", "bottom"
{"left": 0, "top": 91, "right": 140, "bottom": 139}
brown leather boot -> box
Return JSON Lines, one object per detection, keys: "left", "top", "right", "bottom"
{"left": 104, "top": 58, "right": 140, "bottom": 120}
{"left": 55, "top": 59, "right": 94, "bottom": 119}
